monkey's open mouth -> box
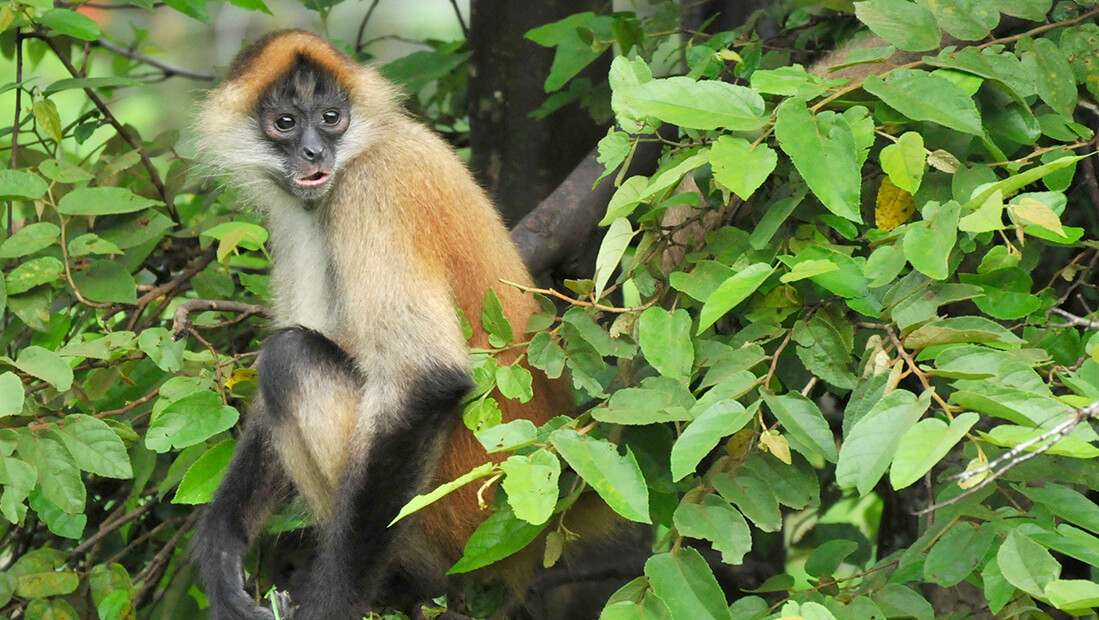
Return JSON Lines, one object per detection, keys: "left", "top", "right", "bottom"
{"left": 294, "top": 170, "right": 331, "bottom": 189}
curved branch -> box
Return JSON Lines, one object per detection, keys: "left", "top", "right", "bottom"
{"left": 95, "top": 38, "right": 215, "bottom": 81}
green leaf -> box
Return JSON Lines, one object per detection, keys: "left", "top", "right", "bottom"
{"left": 1022, "top": 38, "right": 1077, "bottom": 116}
{"left": 624, "top": 77, "right": 765, "bottom": 131}
{"left": 905, "top": 316, "right": 1024, "bottom": 349}
{"left": 0, "top": 170, "right": 48, "bottom": 201}
{"left": 855, "top": 0, "right": 941, "bottom": 51}
{"left": 16, "top": 568, "right": 80, "bottom": 599}
{"left": 872, "top": 584, "right": 934, "bottom": 620}
{"left": 495, "top": 364, "right": 534, "bottom": 403}
{"left": 880, "top": 132, "right": 926, "bottom": 194}
{"left": 739, "top": 453, "right": 820, "bottom": 509}
{"left": 864, "top": 70, "right": 982, "bottom": 135}
{"left": 997, "top": 529, "right": 1059, "bottom": 597}
{"left": 0, "top": 372, "right": 24, "bottom": 417}
{"left": 501, "top": 450, "right": 561, "bottom": 525}
{"left": 997, "top": 0, "right": 1051, "bottom": 20}
{"left": 673, "top": 495, "right": 752, "bottom": 564}
{"left": 477, "top": 419, "right": 537, "bottom": 454}
{"left": 173, "top": 439, "right": 235, "bottom": 504}
{"left": 448, "top": 504, "right": 546, "bottom": 573}
{"left": 645, "top": 548, "right": 732, "bottom": 620}
{"left": 145, "top": 391, "right": 239, "bottom": 453}
{"left": 162, "top": 0, "right": 208, "bottom": 22}
{"left": 710, "top": 136, "right": 778, "bottom": 202}
{"left": 6, "top": 257, "right": 63, "bottom": 295}
{"left": 697, "top": 263, "right": 774, "bottom": 334}
{"left": 29, "top": 491, "right": 86, "bottom": 539}
{"left": 958, "top": 189, "right": 1005, "bottom": 233}
{"left": 526, "top": 13, "right": 615, "bottom": 92}
{"left": 594, "top": 218, "right": 634, "bottom": 301}
{"left": 596, "top": 382, "right": 695, "bottom": 425}
{"left": 712, "top": 473, "right": 781, "bottom": 532}
{"left": 393, "top": 462, "right": 497, "bottom": 525}
{"left": 42, "top": 76, "right": 142, "bottom": 95}
{"left": 775, "top": 100, "right": 862, "bottom": 223}
{"left": 1045, "top": 579, "right": 1099, "bottom": 611}
{"left": 762, "top": 392, "right": 839, "bottom": 463}
{"left": 71, "top": 260, "right": 137, "bottom": 304}
{"left": 780, "top": 259, "right": 839, "bottom": 283}
{"left": 50, "top": 415, "right": 132, "bottom": 479}
{"left": 963, "top": 155, "right": 1087, "bottom": 211}
{"left": 1022, "top": 484, "right": 1099, "bottom": 535}
{"left": 57, "top": 187, "right": 159, "bottom": 216}
{"left": 670, "top": 400, "right": 750, "bottom": 482}
{"left": 0, "top": 456, "right": 36, "bottom": 524}
{"left": 903, "top": 200, "right": 960, "bottom": 280}
{"left": 890, "top": 411, "right": 978, "bottom": 489}
{"left": 596, "top": 131, "right": 631, "bottom": 181}
{"left": 550, "top": 429, "right": 650, "bottom": 523}
{"left": 14, "top": 346, "right": 73, "bottom": 392}
{"left": 638, "top": 308, "right": 693, "bottom": 381}
{"left": 481, "top": 288, "right": 514, "bottom": 347}
{"left": 37, "top": 8, "right": 100, "bottom": 40}
{"left": 924, "top": 522, "right": 995, "bottom": 586}
{"left": 31, "top": 435, "right": 85, "bottom": 514}
{"left": 836, "top": 389, "right": 930, "bottom": 495}
{"left": 916, "top": 0, "right": 998, "bottom": 40}
{"left": 137, "top": 327, "right": 186, "bottom": 373}
{"left": 0, "top": 222, "right": 58, "bottom": 259}
{"left": 526, "top": 332, "right": 566, "bottom": 380}
{"left": 67, "top": 233, "right": 124, "bottom": 257}
{"left": 804, "top": 539, "right": 859, "bottom": 577}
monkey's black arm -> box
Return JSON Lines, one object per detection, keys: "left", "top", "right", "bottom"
{"left": 193, "top": 417, "right": 288, "bottom": 620}
{"left": 291, "top": 367, "right": 473, "bottom": 620}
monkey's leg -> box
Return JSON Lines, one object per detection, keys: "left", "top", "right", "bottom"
{"left": 193, "top": 412, "right": 289, "bottom": 620}
{"left": 292, "top": 367, "right": 474, "bottom": 620}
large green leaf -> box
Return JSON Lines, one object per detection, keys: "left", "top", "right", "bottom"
{"left": 762, "top": 392, "right": 839, "bottom": 463}
{"left": 49, "top": 415, "right": 132, "bottom": 479}
{"left": 645, "top": 548, "right": 732, "bottom": 620}
{"left": 145, "top": 391, "right": 239, "bottom": 453}
{"left": 775, "top": 100, "right": 862, "bottom": 223}
{"left": 855, "top": 0, "right": 941, "bottom": 51}
{"left": 448, "top": 505, "right": 546, "bottom": 573}
{"left": 623, "top": 77, "right": 766, "bottom": 131}
{"left": 903, "top": 201, "right": 960, "bottom": 280}
{"left": 0, "top": 170, "right": 48, "bottom": 201}
{"left": 57, "top": 187, "right": 159, "bottom": 216}
{"left": 890, "top": 412, "right": 978, "bottom": 489}
{"left": 673, "top": 495, "right": 752, "bottom": 564}
{"left": 638, "top": 308, "right": 693, "bottom": 382}
{"left": 501, "top": 450, "right": 561, "bottom": 526}
{"left": 550, "top": 429, "right": 650, "bottom": 523}
{"left": 997, "top": 529, "right": 1059, "bottom": 597}
{"left": 173, "top": 439, "right": 235, "bottom": 505}
{"left": 836, "top": 389, "right": 930, "bottom": 495}
{"left": 865, "top": 70, "right": 982, "bottom": 135}
{"left": 697, "top": 263, "right": 774, "bottom": 333}
{"left": 710, "top": 136, "right": 778, "bottom": 202}
{"left": 669, "top": 400, "right": 750, "bottom": 482}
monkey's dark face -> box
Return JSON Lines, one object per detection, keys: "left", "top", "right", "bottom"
{"left": 259, "top": 60, "right": 350, "bottom": 205}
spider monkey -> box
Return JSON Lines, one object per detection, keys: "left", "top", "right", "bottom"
{"left": 191, "top": 30, "right": 577, "bottom": 620}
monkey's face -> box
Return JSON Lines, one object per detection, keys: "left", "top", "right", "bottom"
{"left": 259, "top": 62, "right": 350, "bottom": 205}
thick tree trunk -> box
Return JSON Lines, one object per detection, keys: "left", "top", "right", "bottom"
{"left": 468, "top": 0, "right": 607, "bottom": 226}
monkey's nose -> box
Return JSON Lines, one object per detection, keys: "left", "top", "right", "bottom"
{"left": 302, "top": 145, "right": 326, "bottom": 162}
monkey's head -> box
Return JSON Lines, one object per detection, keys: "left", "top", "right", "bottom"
{"left": 197, "top": 30, "right": 401, "bottom": 209}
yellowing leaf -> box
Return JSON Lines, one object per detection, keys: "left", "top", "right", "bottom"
{"left": 225, "top": 368, "right": 256, "bottom": 390}
{"left": 33, "top": 99, "right": 63, "bottom": 145}
{"left": 759, "top": 429, "right": 791, "bottom": 464}
{"left": 1010, "top": 197, "right": 1066, "bottom": 238}
{"left": 876, "top": 177, "right": 915, "bottom": 231}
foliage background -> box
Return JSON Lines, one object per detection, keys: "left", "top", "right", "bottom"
{"left": 2, "top": 0, "right": 1099, "bottom": 618}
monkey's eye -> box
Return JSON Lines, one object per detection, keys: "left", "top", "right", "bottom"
{"left": 322, "top": 110, "right": 341, "bottom": 125}
{"left": 274, "top": 115, "right": 296, "bottom": 131}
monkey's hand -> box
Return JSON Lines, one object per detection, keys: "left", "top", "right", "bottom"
{"left": 266, "top": 589, "right": 295, "bottom": 620}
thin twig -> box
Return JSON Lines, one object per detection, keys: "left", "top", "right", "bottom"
{"left": 448, "top": 0, "right": 469, "bottom": 39}
{"left": 499, "top": 279, "right": 658, "bottom": 314}
{"left": 134, "top": 512, "right": 199, "bottom": 608}
{"left": 914, "top": 401, "right": 1099, "bottom": 515}
{"left": 172, "top": 299, "right": 267, "bottom": 339}
{"left": 95, "top": 38, "right": 215, "bottom": 81}
{"left": 69, "top": 500, "right": 157, "bottom": 559}
{"left": 39, "top": 34, "right": 181, "bottom": 225}
{"left": 1050, "top": 307, "right": 1099, "bottom": 329}
{"left": 354, "top": 0, "right": 382, "bottom": 55}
